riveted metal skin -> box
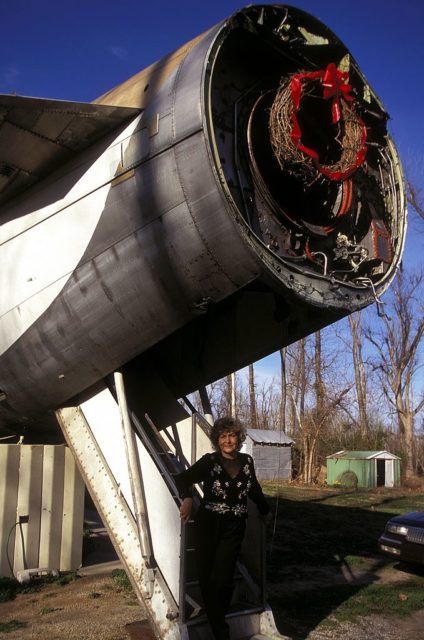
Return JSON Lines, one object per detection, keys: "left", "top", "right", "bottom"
{"left": 0, "top": 4, "right": 406, "bottom": 436}
{"left": 56, "top": 403, "right": 180, "bottom": 640}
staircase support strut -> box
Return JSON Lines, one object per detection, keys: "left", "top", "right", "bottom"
{"left": 114, "top": 371, "right": 154, "bottom": 568}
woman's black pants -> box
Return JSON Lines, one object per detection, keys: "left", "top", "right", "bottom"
{"left": 195, "top": 508, "right": 246, "bottom": 640}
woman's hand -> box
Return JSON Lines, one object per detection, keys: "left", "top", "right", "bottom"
{"left": 179, "top": 497, "right": 193, "bottom": 523}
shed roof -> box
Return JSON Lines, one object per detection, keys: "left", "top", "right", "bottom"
{"left": 246, "top": 429, "right": 294, "bottom": 445}
{"left": 326, "top": 450, "right": 401, "bottom": 460}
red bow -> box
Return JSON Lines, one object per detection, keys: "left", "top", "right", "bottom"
{"left": 288, "top": 62, "right": 367, "bottom": 180}
{"left": 322, "top": 63, "right": 353, "bottom": 123}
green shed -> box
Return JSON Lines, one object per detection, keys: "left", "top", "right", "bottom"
{"left": 326, "top": 450, "right": 401, "bottom": 488}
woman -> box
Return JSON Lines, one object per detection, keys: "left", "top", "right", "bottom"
{"left": 175, "top": 416, "right": 270, "bottom": 640}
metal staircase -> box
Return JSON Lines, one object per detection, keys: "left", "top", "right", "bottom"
{"left": 55, "top": 376, "right": 287, "bottom": 640}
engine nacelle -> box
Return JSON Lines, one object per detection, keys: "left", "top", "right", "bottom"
{"left": 0, "top": 5, "right": 406, "bottom": 437}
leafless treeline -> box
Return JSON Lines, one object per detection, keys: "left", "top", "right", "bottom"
{"left": 190, "top": 188, "right": 423, "bottom": 483}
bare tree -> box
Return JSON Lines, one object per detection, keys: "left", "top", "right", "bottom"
{"left": 230, "top": 373, "right": 237, "bottom": 416}
{"left": 214, "top": 373, "right": 238, "bottom": 417}
{"left": 207, "top": 379, "right": 226, "bottom": 418}
{"left": 314, "top": 330, "right": 325, "bottom": 415}
{"left": 287, "top": 338, "right": 307, "bottom": 437}
{"left": 407, "top": 179, "right": 424, "bottom": 221}
{"left": 301, "top": 386, "right": 352, "bottom": 484}
{"left": 298, "top": 331, "right": 352, "bottom": 483}
{"left": 365, "top": 269, "right": 424, "bottom": 478}
{"left": 279, "top": 347, "right": 287, "bottom": 431}
{"left": 284, "top": 329, "right": 356, "bottom": 482}
{"left": 348, "top": 312, "right": 369, "bottom": 436}
{"left": 248, "top": 364, "right": 258, "bottom": 428}
{"left": 255, "top": 375, "right": 280, "bottom": 429}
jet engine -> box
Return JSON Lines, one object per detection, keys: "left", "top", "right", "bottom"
{"left": 0, "top": 4, "right": 406, "bottom": 438}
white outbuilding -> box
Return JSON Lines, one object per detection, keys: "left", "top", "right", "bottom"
{"left": 241, "top": 428, "right": 294, "bottom": 481}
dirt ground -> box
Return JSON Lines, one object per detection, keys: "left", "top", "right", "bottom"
{"left": 303, "top": 611, "right": 424, "bottom": 640}
{"left": 0, "top": 567, "right": 152, "bottom": 640}
{"left": 0, "top": 515, "right": 151, "bottom": 640}
{"left": 1, "top": 561, "right": 424, "bottom": 640}
{"left": 2, "top": 510, "right": 423, "bottom": 640}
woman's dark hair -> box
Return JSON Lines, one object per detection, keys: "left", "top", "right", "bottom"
{"left": 210, "top": 416, "right": 246, "bottom": 451}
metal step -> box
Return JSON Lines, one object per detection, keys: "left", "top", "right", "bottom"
{"left": 186, "top": 609, "right": 263, "bottom": 639}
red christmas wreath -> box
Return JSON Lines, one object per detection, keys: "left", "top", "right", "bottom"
{"left": 270, "top": 62, "right": 367, "bottom": 182}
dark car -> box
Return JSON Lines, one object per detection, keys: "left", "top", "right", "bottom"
{"left": 378, "top": 511, "right": 424, "bottom": 565}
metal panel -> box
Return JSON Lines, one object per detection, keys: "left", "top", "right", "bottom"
{"left": 246, "top": 429, "right": 294, "bottom": 446}
{"left": 0, "top": 445, "right": 20, "bottom": 576}
{"left": 58, "top": 403, "right": 144, "bottom": 578}
{"left": 385, "top": 460, "right": 394, "bottom": 488}
{"left": 0, "top": 116, "right": 142, "bottom": 359}
{"left": 328, "top": 458, "right": 372, "bottom": 487}
{"left": 248, "top": 446, "right": 292, "bottom": 481}
{"left": 61, "top": 394, "right": 181, "bottom": 640}
{"left": 0, "top": 444, "right": 84, "bottom": 575}
{"left": 80, "top": 390, "right": 181, "bottom": 601}
{"left": 162, "top": 415, "right": 213, "bottom": 466}
{"left": 136, "top": 437, "right": 181, "bottom": 599}
{"left": 174, "top": 132, "right": 259, "bottom": 290}
{"left": 327, "top": 450, "right": 400, "bottom": 460}
{"left": 394, "top": 460, "right": 401, "bottom": 487}
{"left": 60, "top": 447, "right": 85, "bottom": 570}
{"left": 39, "top": 445, "right": 65, "bottom": 569}
{"left": 171, "top": 25, "right": 220, "bottom": 142}
{"left": 14, "top": 445, "right": 43, "bottom": 572}
{"left": 95, "top": 32, "right": 206, "bottom": 109}
{"left": 0, "top": 95, "right": 140, "bottom": 205}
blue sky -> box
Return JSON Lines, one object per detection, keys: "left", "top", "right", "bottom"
{"left": 2, "top": 0, "right": 423, "bottom": 254}
{"left": 2, "top": 1, "right": 423, "bottom": 381}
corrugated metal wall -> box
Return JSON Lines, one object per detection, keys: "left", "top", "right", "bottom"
{"left": 327, "top": 459, "right": 370, "bottom": 486}
{"left": 327, "top": 458, "right": 401, "bottom": 488}
{"left": 0, "top": 444, "right": 85, "bottom": 577}
{"left": 393, "top": 459, "right": 401, "bottom": 487}
{"left": 243, "top": 442, "right": 292, "bottom": 481}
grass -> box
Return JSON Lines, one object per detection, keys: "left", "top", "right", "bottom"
{"left": 264, "top": 484, "right": 424, "bottom": 566}
{"left": 0, "top": 620, "right": 28, "bottom": 633}
{"left": 263, "top": 483, "right": 424, "bottom": 636}
{"left": 335, "top": 577, "right": 424, "bottom": 620}
{"left": 40, "top": 606, "right": 62, "bottom": 615}
{"left": 269, "top": 576, "right": 424, "bottom": 626}
{"left": 0, "top": 571, "right": 79, "bottom": 603}
{"left": 111, "top": 568, "right": 133, "bottom": 592}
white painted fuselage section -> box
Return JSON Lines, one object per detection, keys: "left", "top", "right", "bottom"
{"left": 0, "top": 115, "right": 142, "bottom": 357}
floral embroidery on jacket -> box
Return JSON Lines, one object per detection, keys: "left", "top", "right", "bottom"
{"left": 231, "top": 504, "right": 248, "bottom": 516}
{"left": 175, "top": 452, "right": 269, "bottom": 519}
{"left": 212, "top": 463, "right": 222, "bottom": 475}
{"left": 205, "top": 502, "right": 248, "bottom": 516}
{"left": 238, "top": 479, "right": 252, "bottom": 500}
{"left": 212, "top": 479, "right": 227, "bottom": 499}
{"left": 205, "top": 502, "right": 231, "bottom": 514}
